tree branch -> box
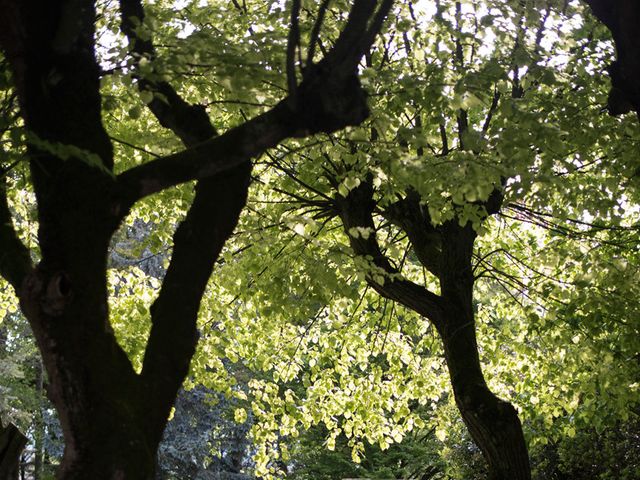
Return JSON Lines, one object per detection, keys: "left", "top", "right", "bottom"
{"left": 307, "top": 0, "right": 331, "bottom": 65}
{"left": 116, "top": 0, "right": 396, "bottom": 429}
{"left": 481, "top": 89, "right": 500, "bottom": 134}
{"left": 0, "top": 171, "right": 33, "bottom": 291}
{"left": 322, "top": 0, "right": 393, "bottom": 70}
{"left": 116, "top": 0, "right": 394, "bottom": 214}
{"left": 583, "top": 0, "right": 640, "bottom": 117}
{"left": 119, "top": 0, "right": 253, "bottom": 441}
{"left": 0, "top": 420, "right": 27, "bottom": 479}
{"left": 439, "top": 123, "right": 449, "bottom": 155}
{"left": 439, "top": 220, "right": 476, "bottom": 306}
{"left": 287, "top": 0, "right": 301, "bottom": 96}
{"left": 140, "top": 163, "right": 251, "bottom": 445}
{"left": 118, "top": 0, "right": 397, "bottom": 439}
{"left": 119, "top": 0, "right": 217, "bottom": 145}
{"left": 381, "top": 191, "right": 441, "bottom": 277}
{"left": 336, "top": 179, "right": 444, "bottom": 328}
{"left": 114, "top": 95, "right": 289, "bottom": 209}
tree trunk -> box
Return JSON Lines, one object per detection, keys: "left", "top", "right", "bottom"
{"left": 439, "top": 222, "right": 530, "bottom": 480}
{"left": 54, "top": 430, "right": 155, "bottom": 480}
{"left": 20, "top": 265, "right": 157, "bottom": 480}
{"left": 0, "top": 422, "right": 27, "bottom": 480}
{"left": 0, "top": 0, "right": 391, "bottom": 477}
{"left": 440, "top": 309, "right": 530, "bottom": 480}
{"left": 338, "top": 183, "right": 532, "bottom": 479}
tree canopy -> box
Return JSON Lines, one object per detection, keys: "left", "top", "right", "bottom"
{"left": 1, "top": 0, "right": 639, "bottom": 479}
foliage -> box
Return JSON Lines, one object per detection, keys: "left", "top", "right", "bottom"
{"left": 173, "top": 0, "right": 638, "bottom": 473}
{"left": 92, "top": 0, "right": 640, "bottom": 475}
{"left": 0, "top": 310, "right": 40, "bottom": 431}
{"left": 1, "top": 0, "right": 640, "bottom": 478}
{"left": 287, "top": 419, "right": 446, "bottom": 480}
{"left": 158, "top": 387, "right": 253, "bottom": 480}
{"left": 533, "top": 419, "right": 640, "bottom": 480}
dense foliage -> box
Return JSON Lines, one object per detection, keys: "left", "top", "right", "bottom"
{"left": 1, "top": 0, "right": 639, "bottom": 479}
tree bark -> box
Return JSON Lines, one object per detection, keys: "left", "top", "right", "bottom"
{"left": 439, "top": 223, "right": 530, "bottom": 480}
{"left": 441, "top": 318, "right": 531, "bottom": 480}
{"left": 0, "top": 422, "right": 27, "bottom": 480}
{"left": 583, "top": 0, "right": 640, "bottom": 118}
{"left": 441, "top": 326, "right": 531, "bottom": 479}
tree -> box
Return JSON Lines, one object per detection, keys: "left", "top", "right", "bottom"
{"left": 187, "top": 1, "right": 639, "bottom": 479}
{"left": 1, "top": 1, "right": 639, "bottom": 479}
{"left": 0, "top": 0, "right": 393, "bottom": 478}
{"left": 157, "top": 387, "right": 253, "bottom": 480}
{"left": 286, "top": 416, "right": 445, "bottom": 480}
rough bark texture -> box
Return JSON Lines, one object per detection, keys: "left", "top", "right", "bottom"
{"left": 0, "top": 0, "right": 393, "bottom": 478}
{"left": 583, "top": 0, "right": 640, "bottom": 118}
{"left": 337, "top": 181, "right": 531, "bottom": 480}
{"left": 0, "top": 422, "right": 27, "bottom": 480}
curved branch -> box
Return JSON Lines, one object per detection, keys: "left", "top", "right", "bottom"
{"left": 115, "top": 97, "right": 292, "bottom": 209}
{"left": 140, "top": 163, "right": 251, "bottom": 446}
{"left": 336, "top": 179, "right": 444, "bottom": 328}
{"left": 120, "top": 0, "right": 217, "bottom": 146}
{"left": 116, "top": 0, "right": 395, "bottom": 213}
{"left": 381, "top": 191, "right": 441, "bottom": 277}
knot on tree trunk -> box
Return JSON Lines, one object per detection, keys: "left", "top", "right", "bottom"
{"left": 21, "top": 268, "right": 73, "bottom": 317}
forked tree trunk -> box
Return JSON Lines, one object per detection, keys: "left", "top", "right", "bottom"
{"left": 17, "top": 163, "right": 251, "bottom": 480}
{"left": 0, "top": 0, "right": 392, "bottom": 476}
{"left": 339, "top": 183, "right": 532, "bottom": 480}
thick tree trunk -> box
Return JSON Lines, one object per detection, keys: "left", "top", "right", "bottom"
{"left": 20, "top": 260, "right": 156, "bottom": 480}
{"left": 1, "top": 2, "right": 155, "bottom": 477}
{"left": 0, "top": 422, "right": 27, "bottom": 480}
{"left": 55, "top": 431, "right": 155, "bottom": 480}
